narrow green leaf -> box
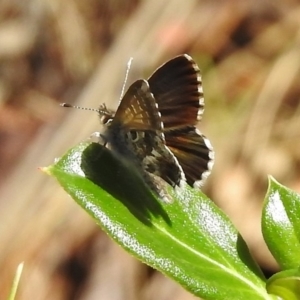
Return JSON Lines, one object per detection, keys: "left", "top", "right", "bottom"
{"left": 8, "top": 262, "right": 24, "bottom": 300}
{"left": 262, "top": 177, "right": 300, "bottom": 269}
{"left": 266, "top": 269, "right": 300, "bottom": 300}
{"left": 45, "top": 142, "right": 274, "bottom": 300}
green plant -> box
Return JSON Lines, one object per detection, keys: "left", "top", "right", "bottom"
{"left": 44, "top": 142, "right": 300, "bottom": 300}
{"left": 8, "top": 262, "right": 24, "bottom": 300}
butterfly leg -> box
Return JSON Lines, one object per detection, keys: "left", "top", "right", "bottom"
{"left": 90, "top": 132, "right": 108, "bottom": 147}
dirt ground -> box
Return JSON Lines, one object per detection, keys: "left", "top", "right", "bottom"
{"left": 0, "top": 0, "right": 300, "bottom": 299}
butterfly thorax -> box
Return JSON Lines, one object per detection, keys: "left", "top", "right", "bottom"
{"left": 101, "top": 119, "right": 141, "bottom": 161}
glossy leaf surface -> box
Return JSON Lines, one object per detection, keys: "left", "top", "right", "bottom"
{"left": 45, "top": 142, "right": 274, "bottom": 300}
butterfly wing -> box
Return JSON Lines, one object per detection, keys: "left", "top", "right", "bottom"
{"left": 165, "top": 126, "right": 214, "bottom": 188}
{"left": 141, "top": 132, "right": 185, "bottom": 189}
{"left": 148, "top": 54, "right": 204, "bottom": 129}
{"left": 148, "top": 55, "right": 214, "bottom": 187}
{"left": 114, "top": 79, "right": 162, "bottom": 132}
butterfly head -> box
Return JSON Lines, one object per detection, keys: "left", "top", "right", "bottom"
{"left": 98, "top": 103, "right": 114, "bottom": 126}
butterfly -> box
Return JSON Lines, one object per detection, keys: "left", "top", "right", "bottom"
{"left": 62, "top": 54, "right": 214, "bottom": 201}
{"left": 97, "top": 79, "right": 185, "bottom": 202}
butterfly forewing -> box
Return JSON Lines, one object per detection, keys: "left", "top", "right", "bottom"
{"left": 148, "top": 54, "right": 204, "bottom": 129}
{"left": 114, "top": 79, "right": 162, "bottom": 132}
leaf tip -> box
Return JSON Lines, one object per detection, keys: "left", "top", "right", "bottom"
{"left": 40, "top": 165, "right": 53, "bottom": 175}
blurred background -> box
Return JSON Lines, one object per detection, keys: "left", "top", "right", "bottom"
{"left": 0, "top": 0, "right": 300, "bottom": 299}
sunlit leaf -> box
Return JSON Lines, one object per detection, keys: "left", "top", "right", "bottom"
{"left": 262, "top": 177, "right": 300, "bottom": 269}
{"left": 44, "top": 142, "right": 274, "bottom": 300}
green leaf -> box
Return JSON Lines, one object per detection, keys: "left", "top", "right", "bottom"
{"left": 44, "top": 142, "right": 274, "bottom": 300}
{"left": 8, "top": 262, "right": 24, "bottom": 300}
{"left": 262, "top": 177, "right": 300, "bottom": 269}
{"left": 266, "top": 268, "right": 300, "bottom": 300}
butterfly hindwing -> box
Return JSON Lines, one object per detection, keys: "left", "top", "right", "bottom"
{"left": 164, "top": 126, "right": 214, "bottom": 188}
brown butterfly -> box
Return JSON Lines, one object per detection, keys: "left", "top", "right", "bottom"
{"left": 62, "top": 54, "right": 214, "bottom": 201}
{"left": 97, "top": 79, "right": 185, "bottom": 202}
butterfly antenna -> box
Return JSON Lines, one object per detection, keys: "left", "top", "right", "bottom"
{"left": 60, "top": 103, "right": 100, "bottom": 113}
{"left": 119, "top": 57, "right": 133, "bottom": 100}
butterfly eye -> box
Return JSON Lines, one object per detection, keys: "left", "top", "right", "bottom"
{"left": 131, "top": 131, "right": 138, "bottom": 141}
{"left": 103, "top": 118, "right": 113, "bottom": 126}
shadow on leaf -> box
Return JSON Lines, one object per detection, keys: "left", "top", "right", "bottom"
{"left": 80, "top": 143, "right": 171, "bottom": 226}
